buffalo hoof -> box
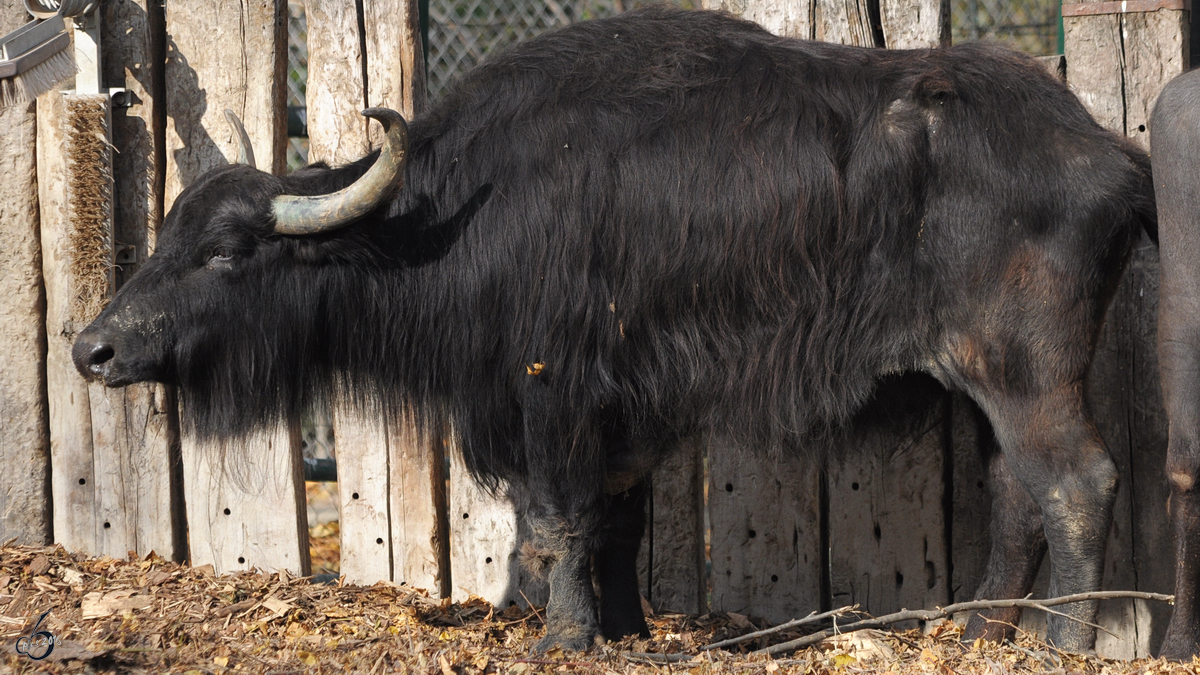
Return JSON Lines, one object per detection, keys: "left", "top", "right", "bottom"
{"left": 601, "top": 603, "right": 651, "bottom": 641}
{"left": 532, "top": 631, "right": 602, "bottom": 653}
{"left": 601, "top": 617, "right": 651, "bottom": 642}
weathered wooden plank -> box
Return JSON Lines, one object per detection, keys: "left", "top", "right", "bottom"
{"left": 1120, "top": 243, "right": 1174, "bottom": 662}
{"left": 828, "top": 389, "right": 950, "bottom": 620}
{"left": 448, "top": 450, "right": 518, "bottom": 605}
{"left": 879, "top": 0, "right": 947, "bottom": 48}
{"left": 66, "top": 91, "right": 127, "bottom": 561}
{"left": 307, "top": 0, "right": 425, "bottom": 157}
{"left": 38, "top": 90, "right": 101, "bottom": 555}
{"left": 164, "top": 0, "right": 287, "bottom": 205}
{"left": 447, "top": 441, "right": 547, "bottom": 606}
{"left": 389, "top": 409, "right": 445, "bottom": 594}
{"left": 701, "top": 0, "right": 815, "bottom": 38}
{"left": 335, "top": 403, "right": 444, "bottom": 593}
{"left": 708, "top": 438, "right": 823, "bottom": 623}
{"left": 305, "top": 0, "right": 433, "bottom": 588}
{"left": 1063, "top": 7, "right": 1182, "bottom": 656}
{"left": 1122, "top": 9, "right": 1188, "bottom": 149}
{"left": 182, "top": 426, "right": 309, "bottom": 574}
{"left": 815, "top": 0, "right": 874, "bottom": 46}
{"left": 304, "top": 0, "right": 369, "bottom": 164}
{"left": 303, "top": 0, "right": 385, "bottom": 585}
{"left": 329, "top": 404, "right": 392, "bottom": 585}
{"left": 39, "top": 82, "right": 173, "bottom": 560}
{"left": 87, "top": 383, "right": 178, "bottom": 558}
{"left": 1087, "top": 235, "right": 1171, "bottom": 659}
{"left": 95, "top": 0, "right": 180, "bottom": 561}
{"left": 362, "top": 0, "right": 427, "bottom": 121}
{"left": 639, "top": 438, "right": 706, "bottom": 615}
{"left": 949, "top": 393, "right": 991, "bottom": 606}
{"left": 0, "top": 3, "right": 50, "bottom": 546}
{"left": 164, "top": 0, "right": 298, "bottom": 572}
{"left": 1063, "top": 14, "right": 1127, "bottom": 132}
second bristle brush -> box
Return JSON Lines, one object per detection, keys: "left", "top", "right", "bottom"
{"left": 0, "top": 13, "right": 77, "bottom": 109}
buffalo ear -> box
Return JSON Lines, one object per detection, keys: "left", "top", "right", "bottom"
{"left": 910, "top": 70, "right": 955, "bottom": 106}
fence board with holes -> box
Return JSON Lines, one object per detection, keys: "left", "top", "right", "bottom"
{"left": 0, "top": 0, "right": 1190, "bottom": 660}
{"left": 163, "top": 0, "right": 304, "bottom": 575}
{"left": 0, "top": 0, "right": 50, "bottom": 547}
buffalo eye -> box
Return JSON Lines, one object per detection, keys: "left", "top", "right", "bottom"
{"left": 207, "top": 247, "right": 235, "bottom": 268}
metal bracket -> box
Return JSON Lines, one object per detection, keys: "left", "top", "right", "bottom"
{"left": 115, "top": 244, "right": 137, "bottom": 265}
{"left": 109, "top": 88, "right": 130, "bottom": 108}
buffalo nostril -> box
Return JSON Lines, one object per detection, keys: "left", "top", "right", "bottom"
{"left": 74, "top": 339, "right": 115, "bottom": 374}
{"left": 72, "top": 335, "right": 121, "bottom": 381}
{"left": 87, "top": 344, "right": 115, "bottom": 367}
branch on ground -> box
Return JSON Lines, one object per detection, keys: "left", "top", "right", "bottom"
{"left": 625, "top": 590, "right": 1174, "bottom": 663}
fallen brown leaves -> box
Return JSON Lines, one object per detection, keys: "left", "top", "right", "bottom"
{"left": 1, "top": 543, "right": 1199, "bottom": 674}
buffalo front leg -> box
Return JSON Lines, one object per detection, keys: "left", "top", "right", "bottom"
{"left": 521, "top": 382, "right": 606, "bottom": 652}
{"left": 974, "top": 386, "right": 1118, "bottom": 652}
{"left": 964, "top": 449, "right": 1047, "bottom": 642}
{"left": 530, "top": 515, "right": 603, "bottom": 652}
{"left": 596, "top": 481, "right": 651, "bottom": 640}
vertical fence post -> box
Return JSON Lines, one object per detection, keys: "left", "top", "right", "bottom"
{"left": 637, "top": 437, "right": 706, "bottom": 615}
{"left": 704, "top": 0, "right": 815, "bottom": 39}
{"left": 879, "top": 0, "right": 949, "bottom": 47}
{"left": 38, "top": 68, "right": 122, "bottom": 559}
{"left": 827, "top": 389, "right": 951, "bottom": 621}
{"left": 815, "top": 0, "right": 875, "bottom": 45}
{"left": 96, "top": 0, "right": 180, "bottom": 562}
{"left": 448, "top": 439, "right": 548, "bottom": 607}
{"left": 305, "top": 0, "right": 441, "bottom": 590}
{"left": 0, "top": 4, "right": 51, "bottom": 546}
{"left": 1064, "top": 2, "right": 1185, "bottom": 657}
{"left": 707, "top": 436, "right": 823, "bottom": 623}
{"left": 304, "top": 0, "right": 387, "bottom": 585}
{"left": 164, "top": 0, "right": 305, "bottom": 575}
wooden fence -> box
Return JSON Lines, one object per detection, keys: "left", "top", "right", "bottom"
{"left": 0, "top": 0, "right": 1188, "bottom": 660}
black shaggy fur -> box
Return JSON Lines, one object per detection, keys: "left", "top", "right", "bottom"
{"left": 76, "top": 7, "right": 1155, "bottom": 653}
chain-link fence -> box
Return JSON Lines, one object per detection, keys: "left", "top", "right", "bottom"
{"left": 951, "top": 0, "right": 1059, "bottom": 55}
{"left": 427, "top": 0, "right": 696, "bottom": 100}
{"left": 287, "top": 3, "right": 310, "bottom": 170}
{"left": 302, "top": 410, "right": 340, "bottom": 527}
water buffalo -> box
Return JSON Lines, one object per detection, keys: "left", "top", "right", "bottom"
{"left": 73, "top": 7, "right": 1155, "bottom": 652}
{"left": 1151, "top": 69, "right": 1200, "bottom": 661}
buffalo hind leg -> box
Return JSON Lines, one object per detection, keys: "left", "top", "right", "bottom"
{"left": 972, "top": 386, "right": 1118, "bottom": 652}
{"left": 596, "top": 481, "right": 652, "bottom": 640}
{"left": 963, "top": 450, "right": 1048, "bottom": 642}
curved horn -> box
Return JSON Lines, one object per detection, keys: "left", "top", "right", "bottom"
{"left": 272, "top": 107, "right": 409, "bottom": 235}
{"left": 223, "top": 109, "right": 257, "bottom": 169}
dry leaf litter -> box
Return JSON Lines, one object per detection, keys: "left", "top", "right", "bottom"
{"left": 3, "top": 541, "right": 1199, "bottom": 674}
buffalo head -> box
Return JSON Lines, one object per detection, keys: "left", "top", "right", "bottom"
{"left": 71, "top": 108, "right": 409, "bottom": 429}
